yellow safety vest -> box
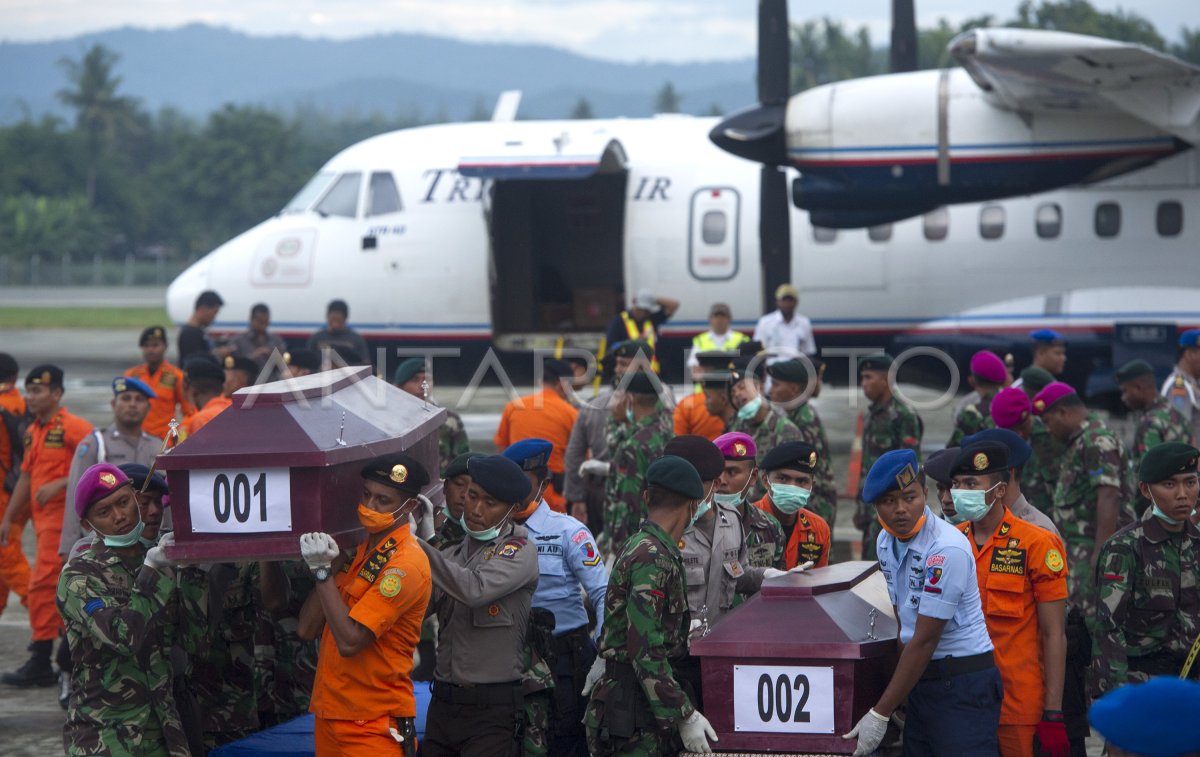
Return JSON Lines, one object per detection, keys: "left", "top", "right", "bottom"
{"left": 690, "top": 331, "right": 749, "bottom": 391}
{"left": 620, "top": 311, "right": 660, "bottom": 373}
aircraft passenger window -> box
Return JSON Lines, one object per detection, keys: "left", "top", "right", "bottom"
{"left": 868, "top": 224, "right": 892, "bottom": 242}
{"left": 979, "top": 205, "right": 1005, "bottom": 240}
{"left": 282, "top": 171, "right": 335, "bottom": 214}
{"left": 1157, "top": 201, "right": 1183, "bottom": 237}
{"left": 1035, "top": 203, "right": 1062, "bottom": 239}
{"left": 1094, "top": 202, "right": 1121, "bottom": 238}
{"left": 923, "top": 208, "right": 949, "bottom": 241}
{"left": 367, "top": 172, "right": 402, "bottom": 216}
{"left": 701, "top": 210, "right": 727, "bottom": 245}
{"left": 315, "top": 172, "right": 362, "bottom": 218}
{"left": 812, "top": 226, "right": 837, "bottom": 244}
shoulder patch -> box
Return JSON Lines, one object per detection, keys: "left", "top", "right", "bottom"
{"left": 580, "top": 541, "right": 601, "bottom": 566}
{"left": 926, "top": 554, "right": 945, "bottom": 567}
{"left": 76, "top": 444, "right": 89, "bottom": 457}
{"left": 83, "top": 598, "right": 104, "bottom": 616}
{"left": 497, "top": 541, "right": 523, "bottom": 559}
{"left": 1044, "top": 549, "right": 1064, "bottom": 573}
{"left": 378, "top": 571, "right": 403, "bottom": 598}
{"left": 571, "top": 530, "right": 589, "bottom": 545}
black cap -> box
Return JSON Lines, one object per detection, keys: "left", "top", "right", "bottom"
{"left": 622, "top": 370, "right": 659, "bottom": 396}
{"left": 767, "top": 359, "right": 810, "bottom": 385}
{"left": 729, "top": 355, "right": 765, "bottom": 384}
{"left": 224, "top": 355, "right": 258, "bottom": 376}
{"left": 859, "top": 353, "right": 893, "bottom": 373}
{"left": 443, "top": 451, "right": 483, "bottom": 479}
{"left": 468, "top": 455, "right": 532, "bottom": 504}
{"left": 611, "top": 340, "right": 653, "bottom": 359}
{"left": 0, "top": 353, "right": 18, "bottom": 382}
{"left": 961, "top": 429, "right": 1031, "bottom": 469}
{"left": 542, "top": 359, "right": 574, "bottom": 380}
{"left": 645, "top": 455, "right": 704, "bottom": 499}
{"left": 761, "top": 441, "right": 819, "bottom": 473}
{"left": 952, "top": 441, "right": 1010, "bottom": 477}
{"left": 1139, "top": 441, "right": 1200, "bottom": 483}
{"left": 1114, "top": 359, "right": 1155, "bottom": 385}
{"left": 184, "top": 357, "right": 226, "bottom": 384}
{"left": 361, "top": 453, "right": 429, "bottom": 495}
{"left": 139, "top": 326, "right": 168, "bottom": 346}
{"left": 25, "top": 364, "right": 63, "bottom": 389}
{"left": 664, "top": 435, "right": 725, "bottom": 481}
{"left": 923, "top": 447, "right": 958, "bottom": 486}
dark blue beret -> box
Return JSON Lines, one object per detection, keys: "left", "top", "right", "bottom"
{"left": 922, "top": 448, "right": 958, "bottom": 486}
{"left": 863, "top": 449, "right": 919, "bottom": 503}
{"left": 468, "top": 455, "right": 532, "bottom": 504}
{"left": 961, "top": 428, "right": 1031, "bottom": 469}
{"left": 1029, "top": 328, "right": 1064, "bottom": 344}
{"left": 645, "top": 455, "right": 704, "bottom": 500}
{"left": 118, "top": 463, "right": 168, "bottom": 495}
{"left": 663, "top": 435, "right": 724, "bottom": 481}
{"left": 1088, "top": 677, "right": 1200, "bottom": 757}
{"left": 502, "top": 438, "right": 553, "bottom": 471}
{"left": 1180, "top": 328, "right": 1200, "bottom": 348}
{"left": 112, "top": 375, "right": 157, "bottom": 399}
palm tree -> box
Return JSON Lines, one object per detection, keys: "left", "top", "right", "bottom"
{"left": 57, "top": 44, "right": 139, "bottom": 206}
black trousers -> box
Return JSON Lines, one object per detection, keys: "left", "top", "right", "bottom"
{"left": 424, "top": 691, "right": 522, "bottom": 757}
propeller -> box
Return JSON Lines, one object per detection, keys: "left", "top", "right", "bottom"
{"left": 890, "top": 0, "right": 918, "bottom": 72}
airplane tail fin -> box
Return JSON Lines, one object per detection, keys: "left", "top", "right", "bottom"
{"left": 492, "top": 91, "right": 522, "bottom": 122}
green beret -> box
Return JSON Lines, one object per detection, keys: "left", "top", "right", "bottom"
{"left": 767, "top": 358, "right": 810, "bottom": 385}
{"left": 1114, "top": 359, "right": 1155, "bottom": 385}
{"left": 859, "top": 353, "right": 893, "bottom": 373}
{"left": 1138, "top": 442, "right": 1200, "bottom": 483}
{"left": 1019, "top": 366, "right": 1054, "bottom": 397}
{"left": 442, "top": 451, "right": 483, "bottom": 479}
{"left": 623, "top": 370, "right": 659, "bottom": 396}
{"left": 645, "top": 455, "right": 704, "bottom": 499}
{"left": 612, "top": 340, "right": 653, "bottom": 359}
{"left": 393, "top": 357, "right": 425, "bottom": 386}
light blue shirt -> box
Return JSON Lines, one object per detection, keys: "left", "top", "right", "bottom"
{"left": 524, "top": 501, "right": 608, "bottom": 639}
{"left": 877, "top": 507, "right": 993, "bottom": 660}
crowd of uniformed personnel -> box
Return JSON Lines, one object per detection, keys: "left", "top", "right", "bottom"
{"left": 0, "top": 284, "right": 1197, "bottom": 756}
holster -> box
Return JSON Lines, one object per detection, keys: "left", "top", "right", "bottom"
{"left": 598, "top": 660, "right": 651, "bottom": 741}
{"left": 392, "top": 716, "right": 417, "bottom": 757}
{"left": 528, "top": 608, "right": 558, "bottom": 665}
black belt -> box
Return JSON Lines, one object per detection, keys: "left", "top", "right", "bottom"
{"left": 431, "top": 679, "right": 522, "bottom": 707}
{"left": 920, "top": 651, "right": 995, "bottom": 681}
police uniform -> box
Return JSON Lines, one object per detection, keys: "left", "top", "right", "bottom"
{"left": 866, "top": 450, "right": 1001, "bottom": 756}
{"left": 419, "top": 455, "right": 538, "bottom": 757}
{"left": 60, "top": 377, "right": 162, "bottom": 558}
{"left": 1162, "top": 329, "right": 1200, "bottom": 442}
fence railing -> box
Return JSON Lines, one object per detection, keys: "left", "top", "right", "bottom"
{"left": 0, "top": 253, "right": 198, "bottom": 287}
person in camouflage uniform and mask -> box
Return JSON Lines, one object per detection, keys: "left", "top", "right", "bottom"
{"left": 193, "top": 561, "right": 260, "bottom": 749}
{"left": 593, "top": 371, "right": 673, "bottom": 557}
{"left": 56, "top": 463, "right": 206, "bottom": 756}
{"left": 393, "top": 358, "right": 470, "bottom": 473}
{"left": 725, "top": 356, "right": 802, "bottom": 503}
{"left": 254, "top": 560, "right": 318, "bottom": 727}
{"left": 1034, "top": 382, "right": 1133, "bottom": 613}
{"left": 584, "top": 456, "right": 719, "bottom": 756}
{"left": 856, "top": 353, "right": 923, "bottom": 560}
{"left": 1116, "top": 359, "right": 1194, "bottom": 516}
{"left": 947, "top": 351, "right": 1006, "bottom": 447}
{"left": 429, "top": 452, "right": 481, "bottom": 550}
{"left": 1092, "top": 442, "right": 1200, "bottom": 696}
{"left": 766, "top": 359, "right": 838, "bottom": 525}
{"left": 712, "top": 432, "right": 784, "bottom": 570}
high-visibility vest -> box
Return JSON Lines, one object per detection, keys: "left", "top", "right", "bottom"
{"left": 620, "top": 311, "right": 660, "bottom": 373}
{"left": 691, "top": 331, "right": 750, "bottom": 354}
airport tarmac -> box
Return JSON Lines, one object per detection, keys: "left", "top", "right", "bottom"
{"left": 0, "top": 324, "right": 1116, "bottom": 754}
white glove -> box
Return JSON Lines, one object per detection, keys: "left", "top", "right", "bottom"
{"left": 144, "top": 532, "right": 174, "bottom": 571}
{"left": 763, "top": 568, "right": 787, "bottom": 579}
{"left": 299, "top": 532, "right": 339, "bottom": 571}
{"left": 579, "top": 459, "right": 611, "bottom": 478}
{"left": 581, "top": 656, "right": 606, "bottom": 696}
{"left": 790, "top": 560, "right": 815, "bottom": 573}
{"left": 678, "top": 710, "right": 718, "bottom": 753}
{"left": 842, "top": 708, "right": 889, "bottom": 756}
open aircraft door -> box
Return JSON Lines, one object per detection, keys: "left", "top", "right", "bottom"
{"left": 459, "top": 132, "right": 629, "bottom": 351}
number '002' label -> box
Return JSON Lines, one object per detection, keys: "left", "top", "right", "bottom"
{"left": 188, "top": 468, "right": 291, "bottom": 533}
{"left": 732, "top": 665, "right": 835, "bottom": 733}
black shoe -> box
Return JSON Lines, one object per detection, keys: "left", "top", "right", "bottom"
{"left": 1, "top": 655, "right": 56, "bottom": 687}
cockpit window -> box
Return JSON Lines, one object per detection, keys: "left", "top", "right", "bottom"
{"left": 367, "top": 172, "right": 402, "bottom": 216}
{"left": 282, "top": 171, "right": 336, "bottom": 214}
{"left": 315, "top": 173, "right": 362, "bottom": 218}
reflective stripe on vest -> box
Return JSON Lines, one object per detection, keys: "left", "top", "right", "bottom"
{"left": 620, "top": 311, "right": 660, "bottom": 373}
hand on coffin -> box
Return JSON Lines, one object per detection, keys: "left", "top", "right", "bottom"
{"left": 144, "top": 533, "right": 174, "bottom": 571}
{"left": 842, "top": 708, "right": 889, "bottom": 756}
{"left": 300, "top": 532, "right": 340, "bottom": 571}
{"left": 678, "top": 710, "right": 718, "bottom": 753}
{"left": 579, "top": 460, "right": 610, "bottom": 478}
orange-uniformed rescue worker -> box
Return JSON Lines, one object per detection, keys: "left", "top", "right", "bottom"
{"left": 180, "top": 358, "right": 232, "bottom": 440}
{"left": 752, "top": 441, "right": 832, "bottom": 570}
{"left": 945, "top": 441, "right": 1070, "bottom": 757}
{"left": 0, "top": 352, "right": 31, "bottom": 621}
{"left": 297, "top": 453, "right": 433, "bottom": 756}
{"left": 0, "top": 364, "right": 93, "bottom": 687}
{"left": 493, "top": 359, "right": 578, "bottom": 512}
{"left": 125, "top": 326, "right": 195, "bottom": 439}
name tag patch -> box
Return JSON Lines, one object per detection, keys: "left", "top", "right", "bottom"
{"left": 989, "top": 547, "right": 1026, "bottom": 575}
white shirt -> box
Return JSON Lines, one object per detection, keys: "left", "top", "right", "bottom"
{"left": 753, "top": 310, "right": 817, "bottom": 360}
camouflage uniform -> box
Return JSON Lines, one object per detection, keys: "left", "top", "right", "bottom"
{"left": 192, "top": 562, "right": 260, "bottom": 750}
{"left": 56, "top": 543, "right": 205, "bottom": 756}
{"left": 429, "top": 515, "right": 466, "bottom": 551}
{"left": 858, "top": 397, "right": 923, "bottom": 559}
{"left": 786, "top": 402, "right": 838, "bottom": 525}
{"left": 599, "top": 407, "right": 673, "bottom": 556}
{"left": 740, "top": 504, "right": 785, "bottom": 570}
{"left": 1051, "top": 412, "right": 1133, "bottom": 612}
{"left": 439, "top": 409, "right": 470, "bottom": 474}
{"left": 1091, "top": 512, "right": 1200, "bottom": 695}
{"left": 252, "top": 561, "right": 318, "bottom": 727}
{"left": 947, "top": 390, "right": 996, "bottom": 447}
{"left": 1130, "top": 397, "right": 1193, "bottom": 515}
{"left": 1024, "top": 419, "right": 1062, "bottom": 516}
{"left": 728, "top": 405, "right": 802, "bottom": 502}
{"left": 585, "top": 520, "right": 694, "bottom": 756}
{"left": 520, "top": 640, "right": 556, "bottom": 756}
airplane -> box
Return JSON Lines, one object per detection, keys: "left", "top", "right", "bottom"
{"left": 166, "top": 1, "right": 1200, "bottom": 396}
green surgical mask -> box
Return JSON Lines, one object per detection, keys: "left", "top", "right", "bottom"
{"left": 1150, "top": 496, "right": 1186, "bottom": 526}
{"left": 736, "top": 395, "right": 763, "bottom": 421}
{"left": 461, "top": 506, "right": 515, "bottom": 542}
{"left": 93, "top": 517, "right": 146, "bottom": 549}
{"left": 950, "top": 483, "right": 1000, "bottom": 522}
{"left": 769, "top": 483, "right": 811, "bottom": 514}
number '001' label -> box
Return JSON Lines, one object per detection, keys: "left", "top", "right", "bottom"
{"left": 188, "top": 468, "right": 291, "bottom": 533}
{"left": 732, "top": 665, "right": 835, "bottom": 733}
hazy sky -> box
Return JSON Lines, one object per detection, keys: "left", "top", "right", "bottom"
{"left": 0, "top": 0, "right": 1192, "bottom": 62}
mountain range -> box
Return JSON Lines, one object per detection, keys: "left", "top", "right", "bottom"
{"left": 0, "top": 23, "right": 757, "bottom": 124}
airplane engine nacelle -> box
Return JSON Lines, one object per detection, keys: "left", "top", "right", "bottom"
{"left": 785, "top": 68, "right": 1184, "bottom": 227}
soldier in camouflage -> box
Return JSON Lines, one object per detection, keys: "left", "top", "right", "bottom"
{"left": 584, "top": 456, "right": 718, "bottom": 756}
{"left": 56, "top": 463, "right": 205, "bottom": 756}
{"left": 766, "top": 359, "right": 838, "bottom": 525}
{"left": 592, "top": 371, "right": 673, "bottom": 557}
{"left": 1034, "top": 382, "right": 1133, "bottom": 614}
{"left": 192, "top": 561, "right": 260, "bottom": 749}
{"left": 393, "top": 357, "right": 470, "bottom": 472}
{"left": 254, "top": 560, "right": 318, "bottom": 727}
{"left": 725, "top": 356, "right": 802, "bottom": 503}
{"left": 1117, "top": 359, "right": 1193, "bottom": 517}
{"left": 947, "top": 351, "right": 1006, "bottom": 447}
{"left": 856, "top": 353, "right": 923, "bottom": 560}
{"left": 712, "top": 432, "right": 785, "bottom": 569}
{"left": 1092, "top": 442, "right": 1200, "bottom": 695}
{"left": 429, "top": 452, "right": 480, "bottom": 550}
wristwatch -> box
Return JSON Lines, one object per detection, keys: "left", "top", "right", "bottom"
{"left": 313, "top": 566, "right": 331, "bottom": 583}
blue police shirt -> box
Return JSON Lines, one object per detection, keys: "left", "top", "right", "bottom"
{"left": 524, "top": 501, "right": 608, "bottom": 639}
{"left": 877, "top": 506, "right": 993, "bottom": 659}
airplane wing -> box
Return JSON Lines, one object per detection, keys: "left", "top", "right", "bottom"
{"left": 951, "top": 28, "right": 1200, "bottom": 144}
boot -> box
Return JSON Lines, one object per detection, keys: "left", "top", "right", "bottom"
{"left": 1, "top": 640, "right": 56, "bottom": 687}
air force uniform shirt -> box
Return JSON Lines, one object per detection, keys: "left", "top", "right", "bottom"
{"left": 524, "top": 501, "right": 608, "bottom": 639}
{"left": 877, "top": 506, "right": 993, "bottom": 659}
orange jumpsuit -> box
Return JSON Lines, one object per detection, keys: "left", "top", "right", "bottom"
{"left": 0, "top": 387, "right": 30, "bottom": 617}
{"left": 493, "top": 389, "right": 578, "bottom": 511}
{"left": 21, "top": 406, "right": 92, "bottom": 640}
{"left": 310, "top": 521, "right": 431, "bottom": 756}
{"left": 959, "top": 511, "right": 1068, "bottom": 757}
{"left": 673, "top": 391, "right": 725, "bottom": 440}
{"left": 125, "top": 361, "right": 195, "bottom": 439}
{"left": 181, "top": 395, "right": 232, "bottom": 440}
{"left": 753, "top": 494, "right": 832, "bottom": 569}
